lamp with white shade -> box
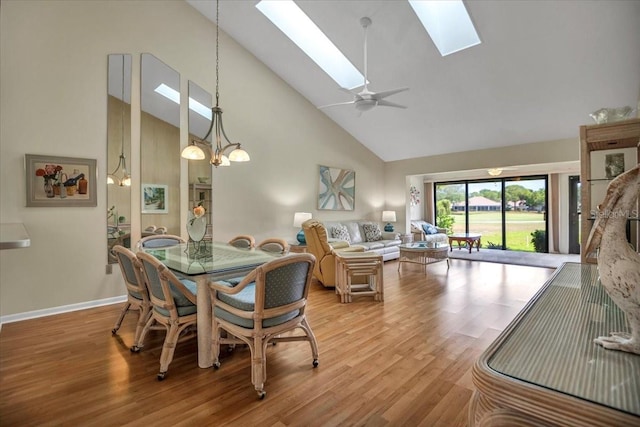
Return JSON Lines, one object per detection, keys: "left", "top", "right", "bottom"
{"left": 293, "top": 212, "right": 312, "bottom": 244}
{"left": 382, "top": 210, "right": 396, "bottom": 232}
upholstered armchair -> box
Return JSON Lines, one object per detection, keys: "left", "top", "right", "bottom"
{"left": 302, "top": 219, "right": 364, "bottom": 288}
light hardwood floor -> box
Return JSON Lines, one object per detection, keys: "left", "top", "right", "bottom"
{"left": 0, "top": 259, "right": 554, "bottom": 426}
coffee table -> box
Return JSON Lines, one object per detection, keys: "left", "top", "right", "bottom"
{"left": 397, "top": 242, "right": 450, "bottom": 273}
{"left": 448, "top": 233, "right": 481, "bottom": 253}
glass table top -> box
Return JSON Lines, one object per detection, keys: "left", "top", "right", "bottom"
{"left": 488, "top": 262, "right": 640, "bottom": 416}
{"left": 399, "top": 242, "right": 449, "bottom": 250}
{"left": 144, "top": 241, "right": 282, "bottom": 276}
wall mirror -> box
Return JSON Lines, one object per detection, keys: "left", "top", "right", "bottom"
{"left": 107, "top": 53, "right": 132, "bottom": 263}
{"left": 187, "top": 80, "right": 213, "bottom": 238}
{"left": 140, "top": 53, "right": 181, "bottom": 236}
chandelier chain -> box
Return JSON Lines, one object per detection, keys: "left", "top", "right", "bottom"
{"left": 215, "top": 0, "right": 219, "bottom": 107}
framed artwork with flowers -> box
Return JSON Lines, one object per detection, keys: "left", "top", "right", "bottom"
{"left": 25, "top": 154, "right": 97, "bottom": 207}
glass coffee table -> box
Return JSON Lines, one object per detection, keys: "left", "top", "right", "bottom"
{"left": 397, "top": 241, "right": 450, "bottom": 273}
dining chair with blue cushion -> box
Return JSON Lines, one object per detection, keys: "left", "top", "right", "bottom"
{"left": 228, "top": 234, "right": 255, "bottom": 249}
{"left": 209, "top": 253, "right": 318, "bottom": 399}
{"left": 256, "top": 238, "right": 290, "bottom": 254}
{"left": 111, "top": 245, "right": 152, "bottom": 349}
{"left": 135, "top": 251, "right": 197, "bottom": 380}
{"left": 136, "top": 234, "right": 185, "bottom": 251}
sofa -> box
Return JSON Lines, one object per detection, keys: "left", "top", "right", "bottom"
{"left": 410, "top": 220, "right": 449, "bottom": 244}
{"left": 322, "top": 220, "right": 401, "bottom": 262}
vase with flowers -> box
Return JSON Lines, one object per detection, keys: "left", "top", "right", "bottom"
{"left": 186, "top": 203, "right": 207, "bottom": 242}
{"left": 35, "top": 164, "right": 63, "bottom": 198}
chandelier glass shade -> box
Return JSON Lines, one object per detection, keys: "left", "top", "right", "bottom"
{"left": 181, "top": 0, "right": 249, "bottom": 167}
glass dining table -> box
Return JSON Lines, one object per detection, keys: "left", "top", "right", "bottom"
{"left": 143, "top": 241, "right": 283, "bottom": 368}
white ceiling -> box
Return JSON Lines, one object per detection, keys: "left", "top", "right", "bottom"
{"left": 186, "top": 0, "right": 640, "bottom": 163}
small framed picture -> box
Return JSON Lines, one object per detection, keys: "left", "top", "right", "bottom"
{"left": 142, "top": 184, "right": 168, "bottom": 214}
{"left": 25, "top": 154, "right": 97, "bottom": 207}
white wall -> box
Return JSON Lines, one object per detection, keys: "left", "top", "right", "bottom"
{"left": 0, "top": 1, "right": 384, "bottom": 318}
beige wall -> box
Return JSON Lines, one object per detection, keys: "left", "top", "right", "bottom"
{"left": 0, "top": 0, "right": 384, "bottom": 318}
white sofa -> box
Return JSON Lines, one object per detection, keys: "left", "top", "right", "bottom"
{"left": 322, "top": 220, "right": 401, "bottom": 261}
{"left": 410, "top": 220, "right": 449, "bottom": 244}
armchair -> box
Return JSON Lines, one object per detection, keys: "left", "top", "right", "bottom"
{"left": 209, "top": 253, "right": 318, "bottom": 398}
{"left": 302, "top": 219, "right": 364, "bottom": 288}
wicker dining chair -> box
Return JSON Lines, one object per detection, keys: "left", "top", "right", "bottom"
{"left": 228, "top": 234, "right": 255, "bottom": 249}
{"left": 135, "top": 251, "right": 197, "bottom": 380}
{"left": 111, "top": 245, "right": 152, "bottom": 349}
{"left": 209, "top": 253, "right": 318, "bottom": 399}
{"left": 136, "top": 234, "right": 185, "bottom": 251}
{"left": 256, "top": 238, "right": 290, "bottom": 254}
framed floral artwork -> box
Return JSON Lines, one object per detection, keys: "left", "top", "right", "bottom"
{"left": 318, "top": 165, "right": 355, "bottom": 211}
{"left": 25, "top": 154, "right": 97, "bottom": 207}
{"left": 141, "top": 184, "right": 168, "bottom": 214}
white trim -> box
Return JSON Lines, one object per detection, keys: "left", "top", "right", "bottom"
{"left": 0, "top": 295, "right": 127, "bottom": 326}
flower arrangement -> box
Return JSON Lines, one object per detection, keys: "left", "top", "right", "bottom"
{"left": 35, "top": 164, "right": 63, "bottom": 183}
{"left": 189, "top": 203, "right": 206, "bottom": 225}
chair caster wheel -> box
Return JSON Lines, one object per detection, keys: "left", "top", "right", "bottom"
{"left": 312, "top": 359, "right": 319, "bottom": 368}
{"left": 130, "top": 346, "right": 141, "bottom": 353}
{"left": 213, "top": 362, "right": 221, "bottom": 369}
{"left": 157, "top": 372, "right": 166, "bottom": 381}
{"left": 257, "top": 390, "right": 266, "bottom": 399}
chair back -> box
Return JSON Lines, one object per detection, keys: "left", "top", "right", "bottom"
{"left": 154, "top": 226, "right": 168, "bottom": 235}
{"left": 256, "top": 238, "right": 290, "bottom": 254}
{"left": 213, "top": 254, "right": 315, "bottom": 330}
{"left": 112, "top": 245, "right": 148, "bottom": 302}
{"left": 228, "top": 234, "right": 255, "bottom": 249}
{"left": 137, "top": 234, "right": 185, "bottom": 251}
{"left": 144, "top": 225, "right": 157, "bottom": 232}
{"left": 302, "top": 219, "right": 333, "bottom": 282}
{"left": 137, "top": 251, "right": 197, "bottom": 321}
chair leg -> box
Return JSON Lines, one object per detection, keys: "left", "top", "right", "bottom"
{"left": 212, "top": 319, "right": 221, "bottom": 369}
{"left": 131, "top": 314, "right": 156, "bottom": 352}
{"left": 133, "top": 304, "right": 152, "bottom": 345}
{"left": 157, "top": 322, "right": 181, "bottom": 381}
{"left": 112, "top": 302, "right": 131, "bottom": 334}
{"left": 300, "top": 317, "right": 319, "bottom": 366}
{"left": 252, "top": 336, "right": 266, "bottom": 399}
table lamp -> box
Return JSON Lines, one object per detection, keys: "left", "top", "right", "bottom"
{"left": 382, "top": 210, "right": 396, "bottom": 232}
{"left": 293, "top": 212, "right": 312, "bottom": 244}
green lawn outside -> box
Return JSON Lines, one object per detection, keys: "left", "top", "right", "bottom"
{"left": 448, "top": 211, "right": 546, "bottom": 252}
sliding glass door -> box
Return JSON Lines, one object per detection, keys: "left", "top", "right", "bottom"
{"left": 435, "top": 176, "right": 548, "bottom": 252}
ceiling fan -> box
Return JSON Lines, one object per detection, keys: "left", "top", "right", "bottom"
{"left": 319, "top": 17, "right": 408, "bottom": 113}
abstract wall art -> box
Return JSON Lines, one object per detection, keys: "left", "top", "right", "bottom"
{"left": 318, "top": 165, "right": 355, "bottom": 211}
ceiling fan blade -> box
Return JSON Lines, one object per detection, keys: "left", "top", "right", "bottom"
{"left": 374, "top": 87, "right": 409, "bottom": 99}
{"left": 318, "top": 100, "right": 356, "bottom": 109}
{"left": 376, "top": 99, "right": 407, "bottom": 109}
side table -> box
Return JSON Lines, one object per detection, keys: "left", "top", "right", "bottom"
{"left": 289, "top": 243, "right": 307, "bottom": 253}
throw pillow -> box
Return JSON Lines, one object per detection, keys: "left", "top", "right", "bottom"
{"left": 422, "top": 222, "right": 439, "bottom": 235}
{"left": 362, "top": 223, "right": 382, "bottom": 242}
{"left": 331, "top": 225, "right": 351, "bottom": 243}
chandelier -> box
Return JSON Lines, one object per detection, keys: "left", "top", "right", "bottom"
{"left": 181, "top": 0, "right": 249, "bottom": 167}
{"left": 108, "top": 54, "right": 131, "bottom": 186}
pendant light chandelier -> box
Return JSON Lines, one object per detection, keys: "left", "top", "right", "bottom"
{"left": 108, "top": 54, "right": 131, "bottom": 186}
{"left": 181, "top": 0, "right": 250, "bottom": 167}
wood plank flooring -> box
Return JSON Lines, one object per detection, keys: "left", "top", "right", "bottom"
{"left": 0, "top": 260, "right": 554, "bottom": 426}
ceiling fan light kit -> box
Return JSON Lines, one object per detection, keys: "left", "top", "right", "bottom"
{"left": 319, "top": 17, "right": 409, "bottom": 114}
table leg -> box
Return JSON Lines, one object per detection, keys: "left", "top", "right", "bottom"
{"left": 196, "top": 277, "right": 212, "bottom": 368}
{"left": 449, "top": 239, "right": 454, "bottom": 252}
{"left": 467, "top": 239, "right": 473, "bottom": 253}
{"left": 476, "top": 238, "right": 481, "bottom": 251}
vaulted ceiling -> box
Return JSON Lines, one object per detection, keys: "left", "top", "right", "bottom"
{"left": 186, "top": 0, "right": 640, "bottom": 163}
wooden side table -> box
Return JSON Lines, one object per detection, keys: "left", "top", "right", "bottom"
{"left": 334, "top": 252, "right": 384, "bottom": 303}
{"left": 448, "top": 233, "right": 481, "bottom": 253}
{"left": 470, "top": 263, "right": 640, "bottom": 426}
{"left": 289, "top": 243, "right": 307, "bottom": 253}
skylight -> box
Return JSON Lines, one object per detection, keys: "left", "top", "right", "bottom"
{"left": 256, "top": 0, "right": 364, "bottom": 89}
{"left": 155, "top": 84, "right": 212, "bottom": 120}
{"left": 408, "top": 0, "right": 481, "bottom": 56}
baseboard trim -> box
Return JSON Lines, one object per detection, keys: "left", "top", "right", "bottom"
{"left": 0, "top": 295, "right": 127, "bottom": 326}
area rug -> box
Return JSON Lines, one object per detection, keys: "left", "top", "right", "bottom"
{"left": 447, "top": 248, "right": 581, "bottom": 269}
